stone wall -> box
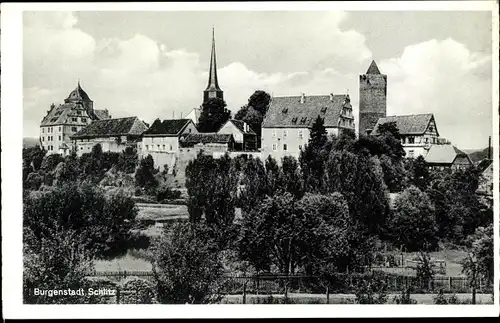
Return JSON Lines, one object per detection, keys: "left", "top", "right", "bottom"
{"left": 359, "top": 73, "right": 387, "bottom": 135}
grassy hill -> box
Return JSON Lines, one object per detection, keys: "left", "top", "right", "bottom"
{"left": 23, "top": 137, "right": 39, "bottom": 148}
{"left": 468, "top": 147, "right": 493, "bottom": 163}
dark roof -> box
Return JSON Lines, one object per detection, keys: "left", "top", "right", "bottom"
{"left": 71, "top": 117, "right": 147, "bottom": 139}
{"left": 64, "top": 82, "right": 92, "bottom": 103}
{"left": 143, "top": 119, "right": 192, "bottom": 136}
{"left": 180, "top": 133, "right": 233, "bottom": 144}
{"left": 262, "top": 94, "right": 352, "bottom": 128}
{"left": 366, "top": 60, "right": 381, "bottom": 74}
{"left": 40, "top": 102, "right": 97, "bottom": 126}
{"left": 424, "top": 144, "right": 472, "bottom": 165}
{"left": 371, "top": 114, "right": 435, "bottom": 136}
{"left": 226, "top": 119, "right": 257, "bottom": 135}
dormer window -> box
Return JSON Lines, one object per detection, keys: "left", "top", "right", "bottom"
{"left": 72, "top": 117, "right": 78, "bottom": 122}
{"left": 282, "top": 108, "right": 288, "bottom": 113}
{"left": 321, "top": 107, "right": 327, "bottom": 113}
{"left": 77, "top": 111, "right": 82, "bottom": 115}
{"left": 292, "top": 117, "right": 298, "bottom": 124}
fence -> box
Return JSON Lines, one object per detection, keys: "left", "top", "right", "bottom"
{"left": 88, "top": 271, "right": 493, "bottom": 295}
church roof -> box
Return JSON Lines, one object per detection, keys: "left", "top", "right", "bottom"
{"left": 65, "top": 81, "right": 92, "bottom": 103}
{"left": 366, "top": 60, "right": 381, "bottom": 74}
{"left": 262, "top": 94, "right": 351, "bottom": 128}
{"left": 71, "top": 117, "right": 147, "bottom": 139}
{"left": 180, "top": 133, "right": 234, "bottom": 145}
{"left": 143, "top": 119, "right": 193, "bottom": 136}
{"left": 424, "top": 144, "right": 471, "bottom": 165}
{"left": 371, "top": 114, "right": 435, "bottom": 136}
{"left": 205, "top": 27, "right": 222, "bottom": 92}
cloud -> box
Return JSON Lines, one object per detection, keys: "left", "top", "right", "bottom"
{"left": 379, "top": 38, "right": 492, "bottom": 149}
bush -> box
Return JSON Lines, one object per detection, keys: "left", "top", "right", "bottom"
{"left": 156, "top": 187, "right": 182, "bottom": 202}
{"left": 354, "top": 271, "right": 388, "bottom": 304}
{"left": 119, "top": 277, "right": 155, "bottom": 304}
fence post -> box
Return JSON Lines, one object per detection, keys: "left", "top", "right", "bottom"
{"left": 448, "top": 276, "right": 452, "bottom": 292}
{"left": 116, "top": 288, "right": 120, "bottom": 304}
{"left": 243, "top": 281, "right": 247, "bottom": 304}
{"left": 124, "top": 270, "right": 127, "bottom": 280}
{"left": 326, "top": 286, "right": 330, "bottom": 304}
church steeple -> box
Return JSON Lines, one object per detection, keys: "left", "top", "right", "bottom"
{"left": 203, "top": 26, "right": 223, "bottom": 103}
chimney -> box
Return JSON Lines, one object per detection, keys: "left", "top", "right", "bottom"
{"left": 329, "top": 93, "right": 334, "bottom": 101}
{"left": 300, "top": 93, "right": 305, "bottom": 104}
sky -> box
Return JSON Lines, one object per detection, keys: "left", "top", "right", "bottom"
{"left": 23, "top": 10, "right": 493, "bottom": 150}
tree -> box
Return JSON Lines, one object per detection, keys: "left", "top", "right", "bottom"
{"left": 389, "top": 186, "right": 438, "bottom": 251}
{"left": 325, "top": 150, "right": 389, "bottom": 235}
{"left": 40, "top": 153, "right": 64, "bottom": 173}
{"left": 152, "top": 223, "right": 225, "bottom": 304}
{"left": 198, "top": 97, "right": 231, "bottom": 132}
{"left": 309, "top": 115, "right": 327, "bottom": 148}
{"left": 248, "top": 90, "right": 271, "bottom": 115}
{"left": 280, "top": 156, "right": 304, "bottom": 199}
{"left": 23, "top": 182, "right": 137, "bottom": 259}
{"left": 354, "top": 271, "right": 388, "bottom": 304}
{"left": 462, "top": 224, "right": 493, "bottom": 287}
{"left": 234, "top": 90, "right": 271, "bottom": 147}
{"left": 407, "top": 155, "right": 430, "bottom": 190}
{"left": 264, "top": 155, "right": 282, "bottom": 196}
{"left": 238, "top": 156, "right": 269, "bottom": 213}
{"left": 117, "top": 146, "right": 138, "bottom": 174}
{"left": 416, "top": 252, "right": 435, "bottom": 292}
{"left": 135, "top": 155, "right": 158, "bottom": 193}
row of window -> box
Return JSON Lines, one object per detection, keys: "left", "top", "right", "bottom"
{"left": 272, "top": 129, "right": 304, "bottom": 139}
{"left": 42, "top": 126, "right": 80, "bottom": 134}
{"left": 41, "top": 135, "right": 62, "bottom": 142}
{"left": 402, "top": 136, "right": 437, "bottom": 145}
{"left": 271, "top": 143, "right": 304, "bottom": 152}
{"left": 71, "top": 117, "right": 87, "bottom": 123}
{"left": 46, "top": 145, "right": 55, "bottom": 151}
{"left": 145, "top": 144, "right": 173, "bottom": 151}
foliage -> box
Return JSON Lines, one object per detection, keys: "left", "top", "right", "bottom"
{"left": 234, "top": 90, "right": 271, "bottom": 147}
{"left": 325, "top": 150, "right": 389, "bottom": 235}
{"left": 392, "top": 287, "right": 416, "bottom": 304}
{"left": 23, "top": 229, "right": 95, "bottom": 304}
{"left": 280, "top": 156, "right": 305, "bottom": 199}
{"left": 415, "top": 252, "right": 435, "bottom": 291}
{"left": 152, "top": 222, "right": 225, "bottom": 304}
{"left": 40, "top": 153, "right": 64, "bottom": 173}
{"left": 198, "top": 97, "right": 231, "bottom": 132}
{"left": 119, "top": 277, "right": 155, "bottom": 304}
{"left": 354, "top": 271, "right": 388, "bottom": 304}
{"left": 406, "top": 155, "right": 430, "bottom": 190}
{"left": 135, "top": 155, "right": 159, "bottom": 193}
{"left": 116, "top": 146, "right": 138, "bottom": 174}
{"left": 24, "top": 172, "right": 44, "bottom": 191}
{"left": 23, "top": 182, "right": 137, "bottom": 259}
{"left": 433, "top": 289, "right": 460, "bottom": 304}
{"left": 156, "top": 187, "right": 182, "bottom": 202}
{"left": 264, "top": 155, "right": 282, "bottom": 196}
{"left": 462, "top": 224, "right": 493, "bottom": 286}
{"left": 389, "top": 186, "right": 438, "bottom": 251}
{"left": 23, "top": 146, "right": 47, "bottom": 174}
{"left": 238, "top": 156, "right": 269, "bottom": 213}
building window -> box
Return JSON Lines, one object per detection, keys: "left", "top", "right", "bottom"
{"left": 272, "top": 130, "right": 277, "bottom": 137}
{"left": 71, "top": 127, "right": 77, "bottom": 132}
{"left": 408, "top": 136, "right": 415, "bottom": 144}
{"left": 272, "top": 143, "right": 277, "bottom": 151}
{"left": 163, "top": 145, "right": 166, "bottom": 150}
{"left": 58, "top": 136, "right": 61, "bottom": 141}
{"left": 157, "top": 145, "right": 160, "bottom": 151}
{"left": 298, "top": 144, "right": 302, "bottom": 150}
{"left": 72, "top": 117, "right": 78, "bottom": 122}
{"left": 408, "top": 150, "right": 414, "bottom": 158}
{"left": 170, "top": 144, "right": 173, "bottom": 150}
{"left": 146, "top": 145, "right": 149, "bottom": 150}
{"left": 81, "top": 118, "right": 87, "bottom": 123}
{"left": 298, "top": 130, "right": 303, "bottom": 139}
{"left": 189, "top": 128, "right": 192, "bottom": 133}
{"left": 42, "top": 137, "right": 44, "bottom": 142}
{"left": 77, "top": 110, "right": 82, "bottom": 115}
{"left": 283, "top": 130, "right": 287, "bottom": 138}
{"left": 283, "top": 144, "right": 288, "bottom": 151}
{"left": 59, "top": 127, "right": 61, "bottom": 132}
{"left": 42, "top": 128, "right": 45, "bottom": 133}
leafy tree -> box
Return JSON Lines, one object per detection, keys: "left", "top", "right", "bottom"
{"left": 198, "top": 97, "right": 231, "bottom": 132}
{"left": 152, "top": 222, "right": 225, "bottom": 304}
{"left": 135, "top": 154, "right": 159, "bottom": 193}
{"left": 264, "top": 155, "right": 282, "bottom": 196}
{"left": 234, "top": 90, "right": 271, "bottom": 147}
{"left": 23, "top": 182, "right": 137, "bottom": 259}
{"left": 462, "top": 224, "right": 493, "bottom": 287}
{"left": 416, "top": 252, "right": 435, "bottom": 292}
{"left": 24, "top": 172, "right": 43, "bottom": 191}
{"left": 409, "top": 155, "right": 430, "bottom": 190}
{"left": 354, "top": 271, "right": 388, "bottom": 304}
{"left": 280, "top": 156, "right": 304, "bottom": 199}
{"left": 389, "top": 186, "right": 438, "bottom": 251}
{"left": 309, "top": 115, "right": 327, "bottom": 148}
{"left": 325, "top": 150, "right": 389, "bottom": 235}
{"left": 238, "top": 156, "right": 269, "bottom": 213}
{"left": 40, "top": 153, "right": 64, "bottom": 173}
{"left": 23, "top": 146, "right": 46, "bottom": 173}
{"left": 248, "top": 90, "right": 271, "bottom": 115}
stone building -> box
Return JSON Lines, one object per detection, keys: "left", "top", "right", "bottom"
{"left": 217, "top": 119, "right": 257, "bottom": 151}
{"left": 141, "top": 119, "right": 198, "bottom": 172}
{"left": 261, "top": 93, "right": 354, "bottom": 162}
{"left": 71, "top": 117, "right": 148, "bottom": 156}
{"left": 371, "top": 113, "right": 445, "bottom": 159}
{"left": 39, "top": 82, "right": 111, "bottom": 155}
{"left": 358, "top": 60, "right": 387, "bottom": 136}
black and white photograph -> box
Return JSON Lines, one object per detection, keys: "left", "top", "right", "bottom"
{"left": 1, "top": 1, "right": 499, "bottom": 319}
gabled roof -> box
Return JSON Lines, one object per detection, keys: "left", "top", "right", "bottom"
{"left": 371, "top": 114, "right": 436, "bottom": 136}
{"left": 366, "top": 60, "right": 381, "bottom": 75}
{"left": 40, "top": 102, "right": 97, "bottom": 126}
{"left": 180, "top": 133, "right": 234, "bottom": 145}
{"left": 424, "top": 144, "right": 472, "bottom": 165}
{"left": 221, "top": 119, "right": 257, "bottom": 135}
{"left": 143, "top": 119, "right": 193, "bottom": 136}
{"left": 262, "top": 94, "right": 351, "bottom": 128}
{"left": 71, "top": 117, "right": 147, "bottom": 139}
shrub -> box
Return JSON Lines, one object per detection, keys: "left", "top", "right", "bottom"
{"left": 354, "top": 272, "right": 388, "bottom": 304}
{"left": 392, "top": 287, "right": 416, "bottom": 304}
{"left": 119, "top": 277, "right": 155, "bottom": 304}
{"left": 156, "top": 187, "right": 182, "bottom": 202}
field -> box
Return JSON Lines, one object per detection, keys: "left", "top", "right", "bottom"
{"left": 95, "top": 252, "right": 152, "bottom": 272}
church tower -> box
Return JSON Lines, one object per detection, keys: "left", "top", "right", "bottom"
{"left": 203, "top": 27, "right": 223, "bottom": 103}
{"left": 358, "top": 60, "right": 387, "bottom": 136}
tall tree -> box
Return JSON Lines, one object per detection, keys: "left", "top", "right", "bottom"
{"left": 197, "top": 97, "right": 231, "bottom": 132}
{"left": 135, "top": 154, "right": 159, "bottom": 193}
{"left": 280, "top": 156, "right": 304, "bottom": 199}
{"left": 234, "top": 90, "right": 271, "bottom": 147}
{"left": 238, "top": 156, "right": 269, "bottom": 213}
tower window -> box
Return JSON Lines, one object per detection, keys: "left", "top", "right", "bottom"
{"left": 77, "top": 111, "right": 82, "bottom": 115}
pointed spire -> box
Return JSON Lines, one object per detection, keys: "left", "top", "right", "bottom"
{"left": 366, "top": 60, "right": 381, "bottom": 74}
{"left": 206, "top": 26, "right": 221, "bottom": 91}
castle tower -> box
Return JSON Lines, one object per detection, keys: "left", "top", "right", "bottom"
{"left": 203, "top": 27, "right": 224, "bottom": 103}
{"left": 65, "top": 79, "right": 94, "bottom": 117}
{"left": 358, "top": 60, "right": 387, "bottom": 136}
